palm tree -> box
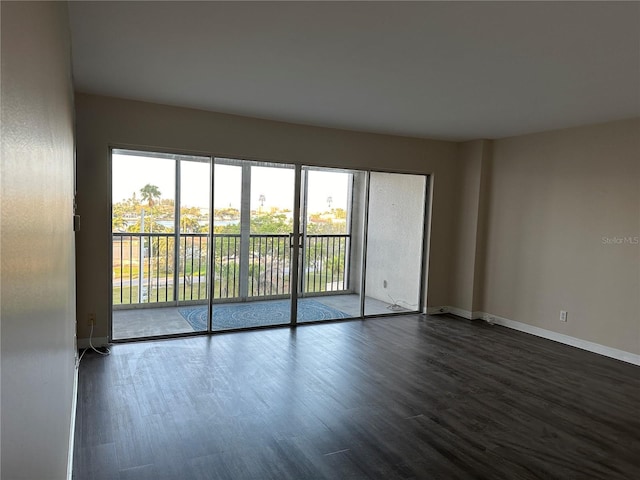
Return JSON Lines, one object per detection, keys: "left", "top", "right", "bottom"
{"left": 138, "top": 184, "right": 161, "bottom": 299}
{"left": 140, "top": 184, "right": 161, "bottom": 208}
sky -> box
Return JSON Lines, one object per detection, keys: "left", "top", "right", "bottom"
{"left": 112, "top": 153, "right": 349, "bottom": 214}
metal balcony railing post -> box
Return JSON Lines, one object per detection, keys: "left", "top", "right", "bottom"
{"left": 112, "top": 232, "right": 351, "bottom": 306}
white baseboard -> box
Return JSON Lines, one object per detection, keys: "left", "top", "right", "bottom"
{"left": 427, "top": 306, "right": 640, "bottom": 366}
{"left": 445, "top": 306, "right": 484, "bottom": 320}
{"left": 487, "top": 314, "right": 640, "bottom": 366}
{"left": 77, "top": 336, "right": 109, "bottom": 349}
{"left": 67, "top": 367, "right": 79, "bottom": 480}
{"left": 446, "top": 306, "right": 470, "bottom": 318}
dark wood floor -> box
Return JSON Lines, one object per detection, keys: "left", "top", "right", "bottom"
{"left": 73, "top": 314, "right": 640, "bottom": 479}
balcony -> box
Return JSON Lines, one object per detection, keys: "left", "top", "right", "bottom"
{"left": 110, "top": 156, "right": 426, "bottom": 340}
{"left": 112, "top": 232, "right": 399, "bottom": 339}
{"left": 113, "top": 231, "right": 352, "bottom": 303}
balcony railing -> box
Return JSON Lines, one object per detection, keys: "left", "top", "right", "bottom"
{"left": 112, "top": 232, "right": 350, "bottom": 306}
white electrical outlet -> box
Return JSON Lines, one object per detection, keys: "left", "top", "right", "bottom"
{"left": 383, "top": 280, "right": 387, "bottom": 288}
{"left": 560, "top": 310, "right": 567, "bottom": 322}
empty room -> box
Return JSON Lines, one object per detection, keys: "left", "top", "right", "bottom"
{"left": 1, "top": 1, "right": 638, "bottom": 479}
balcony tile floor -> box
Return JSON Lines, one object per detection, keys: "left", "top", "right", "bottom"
{"left": 112, "top": 294, "right": 407, "bottom": 340}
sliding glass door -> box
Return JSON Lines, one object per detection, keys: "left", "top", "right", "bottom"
{"left": 112, "top": 149, "right": 428, "bottom": 340}
{"left": 296, "top": 167, "right": 363, "bottom": 322}
{"left": 111, "top": 149, "right": 211, "bottom": 340}
{"left": 175, "top": 157, "right": 211, "bottom": 333}
{"left": 210, "top": 159, "right": 298, "bottom": 330}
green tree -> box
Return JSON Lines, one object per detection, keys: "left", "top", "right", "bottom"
{"left": 215, "top": 207, "right": 240, "bottom": 220}
{"left": 126, "top": 219, "right": 167, "bottom": 233}
{"left": 129, "top": 192, "right": 140, "bottom": 208}
{"left": 333, "top": 208, "right": 347, "bottom": 219}
{"left": 180, "top": 215, "right": 200, "bottom": 233}
{"left": 112, "top": 216, "right": 127, "bottom": 231}
{"left": 250, "top": 212, "right": 292, "bottom": 234}
{"left": 140, "top": 184, "right": 161, "bottom": 207}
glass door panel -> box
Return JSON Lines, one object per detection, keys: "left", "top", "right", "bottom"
{"left": 212, "top": 163, "right": 242, "bottom": 301}
{"left": 297, "top": 167, "right": 363, "bottom": 322}
{"left": 249, "top": 165, "right": 295, "bottom": 299}
{"left": 210, "top": 159, "right": 296, "bottom": 330}
{"left": 364, "top": 172, "right": 426, "bottom": 316}
{"left": 111, "top": 149, "right": 210, "bottom": 340}
{"left": 112, "top": 151, "right": 176, "bottom": 314}
{"left": 176, "top": 157, "right": 211, "bottom": 333}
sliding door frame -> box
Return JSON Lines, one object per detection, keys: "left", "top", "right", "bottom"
{"left": 359, "top": 169, "right": 430, "bottom": 319}
{"left": 109, "top": 146, "right": 214, "bottom": 342}
{"left": 290, "top": 165, "right": 302, "bottom": 325}
{"left": 109, "top": 145, "right": 431, "bottom": 343}
{"left": 359, "top": 171, "right": 371, "bottom": 317}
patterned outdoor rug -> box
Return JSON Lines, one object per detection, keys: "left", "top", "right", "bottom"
{"left": 179, "top": 299, "right": 350, "bottom": 331}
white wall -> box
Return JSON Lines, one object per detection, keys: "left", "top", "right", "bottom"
{"left": 1, "top": 2, "right": 77, "bottom": 479}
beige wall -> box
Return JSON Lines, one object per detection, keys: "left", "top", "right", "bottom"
{"left": 448, "top": 139, "right": 493, "bottom": 314}
{"left": 74, "top": 93, "right": 459, "bottom": 340}
{"left": 448, "top": 140, "right": 485, "bottom": 313}
{"left": 472, "top": 140, "right": 493, "bottom": 312}
{"left": 74, "top": 90, "right": 639, "bottom": 358}
{"left": 1, "top": 2, "right": 77, "bottom": 478}
{"left": 480, "top": 119, "right": 640, "bottom": 354}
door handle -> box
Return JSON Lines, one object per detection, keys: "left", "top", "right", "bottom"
{"left": 289, "top": 232, "right": 302, "bottom": 248}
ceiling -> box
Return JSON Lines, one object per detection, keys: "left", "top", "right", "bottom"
{"left": 68, "top": 1, "right": 639, "bottom": 141}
